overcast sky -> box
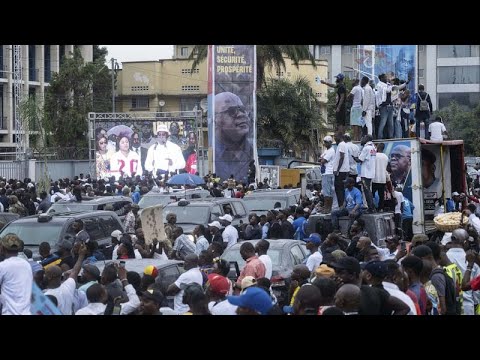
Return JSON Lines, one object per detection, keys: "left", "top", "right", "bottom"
{"left": 101, "top": 45, "right": 174, "bottom": 67}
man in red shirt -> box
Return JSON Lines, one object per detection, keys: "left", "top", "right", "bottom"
{"left": 235, "top": 242, "right": 266, "bottom": 290}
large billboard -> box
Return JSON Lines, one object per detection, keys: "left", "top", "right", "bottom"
{"left": 94, "top": 120, "right": 197, "bottom": 180}
{"left": 211, "top": 45, "right": 257, "bottom": 183}
{"left": 357, "top": 45, "right": 417, "bottom": 102}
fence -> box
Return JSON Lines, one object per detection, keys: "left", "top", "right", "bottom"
{"left": 0, "top": 160, "right": 28, "bottom": 180}
{"left": 0, "top": 159, "right": 90, "bottom": 181}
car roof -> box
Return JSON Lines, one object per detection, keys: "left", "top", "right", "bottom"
{"left": 89, "top": 258, "right": 183, "bottom": 275}
{"left": 244, "top": 189, "right": 300, "bottom": 197}
{"left": 6, "top": 210, "right": 120, "bottom": 224}
{"left": 53, "top": 196, "right": 132, "bottom": 205}
{"left": 224, "top": 239, "right": 305, "bottom": 250}
{"left": 144, "top": 189, "right": 209, "bottom": 196}
{"left": 165, "top": 198, "right": 243, "bottom": 207}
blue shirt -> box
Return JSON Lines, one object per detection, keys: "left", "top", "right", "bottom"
{"left": 344, "top": 187, "right": 363, "bottom": 210}
{"left": 402, "top": 198, "right": 415, "bottom": 219}
{"left": 293, "top": 216, "right": 307, "bottom": 231}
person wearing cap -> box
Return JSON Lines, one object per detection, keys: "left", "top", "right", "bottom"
{"left": 304, "top": 233, "right": 323, "bottom": 273}
{"left": 331, "top": 177, "right": 363, "bottom": 233}
{"left": 227, "top": 286, "right": 273, "bottom": 315}
{"left": 182, "top": 282, "right": 210, "bottom": 315}
{"left": 219, "top": 214, "right": 238, "bottom": 249}
{"left": 333, "top": 132, "right": 351, "bottom": 208}
{"left": 208, "top": 220, "right": 223, "bottom": 246}
{"left": 321, "top": 74, "right": 346, "bottom": 134}
{"left": 319, "top": 135, "right": 336, "bottom": 214}
{"left": 206, "top": 273, "right": 237, "bottom": 315}
{"left": 78, "top": 264, "right": 101, "bottom": 293}
{"left": 138, "top": 287, "right": 165, "bottom": 315}
{"left": 144, "top": 123, "right": 185, "bottom": 178}
{"left": 214, "top": 92, "right": 254, "bottom": 182}
{"left": 0, "top": 234, "right": 33, "bottom": 315}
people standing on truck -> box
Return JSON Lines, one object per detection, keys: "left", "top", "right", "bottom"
{"left": 321, "top": 74, "right": 346, "bottom": 134}
{"left": 320, "top": 136, "right": 336, "bottom": 214}
{"left": 354, "top": 135, "right": 376, "bottom": 213}
{"left": 348, "top": 79, "right": 363, "bottom": 141}
{"left": 415, "top": 84, "right": 433, "bottom": 139}
{"left": 333, "top": 133, "right": 350, "bottom": 210}
{"left": 402, "top": 197, "right": 415, "bottom": 242}
{"left": 331, "top": 177, "right": 363, "bottom": 233}
{"left": 372, "top": 143, "right": 389, "bottom": 212}
{"left": 429, "top": 116, "right": 448, "bottom": 142}
{"left": 360, "top": 76, "right": 375, "bottom": 137}
{"left": 393, "top": 185, "right": 404, "bottom": 232}
{"left": 343, "top": 134, "right": 360, "bottom": 186}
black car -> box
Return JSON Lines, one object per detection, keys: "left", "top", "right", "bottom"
{"left": 46, "top": 196, "right": 133, "bottom": 220}
{"left": 221, "top": 239, "right": 308, "bottom": 306}
{"left": 0, "top": 211, "right": 124, "bottom": 260}
{"left": 243, "top": 188, "right": 303, "bottom": 216}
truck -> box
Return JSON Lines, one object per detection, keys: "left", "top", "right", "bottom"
{"left": 307, "top": 138, "right": 466, "bottom": 245}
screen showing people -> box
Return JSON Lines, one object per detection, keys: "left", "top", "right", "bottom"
{"left": 94, "top": 121, "right": 196, "bottom": 180}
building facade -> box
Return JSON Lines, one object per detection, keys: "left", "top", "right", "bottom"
{"left": 311, "top": 45, "right": 480, "bottom": 111}
{"left": 0, "top": 45, "right": 93, "bottom": 152}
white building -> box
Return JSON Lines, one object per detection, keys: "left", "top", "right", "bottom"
{"left": 0, "top": 45, "right": 93, "bottom": 152}
{"left": 310, "top": 45, "right": 479, "bottom": 111}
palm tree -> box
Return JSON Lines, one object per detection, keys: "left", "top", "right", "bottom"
{"left": 189, "top": 45, "right": 316, "bottom": 88}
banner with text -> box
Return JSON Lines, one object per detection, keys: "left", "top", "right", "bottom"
{"left": 212, "top": 45, "right": 257, "bottom": 183}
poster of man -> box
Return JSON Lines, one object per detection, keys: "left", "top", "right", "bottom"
{"left": 260, "top": 165, "right": 280, "bottom": 189}
{"left": 94, "top": 120, "right": 193, "bottom": 180}
{"left": 212, "top": 45, "right": 256, "bottom": 183}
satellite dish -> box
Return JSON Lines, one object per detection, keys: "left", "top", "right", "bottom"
{"left": 158, "top": 100, "right": 165, "bottom": 107}
{"left": 199, "top": 98, "right": 208, "bottom": 111}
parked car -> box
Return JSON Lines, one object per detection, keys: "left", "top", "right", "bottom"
{"left": 89, "top": 258, "right": 184, "bottom": 309}
{"left": 46, "top": 196, "right": 132, "bottom": 220}
{"left": 0, "top": 212, "right": 20, "bottom": 226}
{"left": 138, "top": 189, "right": 212, "bottom": 210}
{"left": 242, "top": 188, "right": 303, "bottom": 216}
{"left": 162, "top": 198, "right": 249, "bottom": 238}
{"left": 0, "top": 211, "right": 124, "bottom": 260}
{"left": 221, "top": 239, "right": 309, "bottom": 306}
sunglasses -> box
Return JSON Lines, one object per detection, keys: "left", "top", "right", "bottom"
{"left": 216, "top": 105, "right": 248, "bottom": 117}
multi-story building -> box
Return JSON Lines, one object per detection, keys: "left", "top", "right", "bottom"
{"left": 311, "top": 45, "right": 479, "bottom": 111}
{"left": 0, "top": 45, "right": 93, "bottom": 152}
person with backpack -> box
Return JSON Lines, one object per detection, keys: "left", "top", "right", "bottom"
{"left": 414, "top": 84, "right": 432, "bottom": 139}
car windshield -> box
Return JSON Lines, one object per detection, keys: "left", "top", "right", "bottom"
{"left": 0, "top": 223, "right": 63, "bottom": 246}
{"left": 163, "top": 206, "right": 210, "bottom": 225}
{"left": 243, "top": 198, "right": 286, "bottom": 212}
{"left": 222, "top": 249, "right": 282, "bottom": 269}
{"left": 139, "top": 195, "right": 177, "bottom": 209}
{"left": 48, "top": 203, "right": 95, "bottom": 213}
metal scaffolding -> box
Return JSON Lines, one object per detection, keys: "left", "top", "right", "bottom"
{"left": 13, "top": 45, "right": 25, "bottom": 161}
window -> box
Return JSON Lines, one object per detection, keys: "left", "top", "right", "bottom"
{"left": 0, "top": 46, "right": 4, "bottom": 78}
{"left": 180, "top": 47, "right": 189, "bottom": 57}
{"left": 343, "top": 45, "right": 353, "bottom": 54}
{"left": 276, "top": 71, "right": 284, "bottom": 77}
{"left": 181, "top": 68, "right": 199, "bottom": 74}
{"left": 320, "top": 46, "right": 331, "bottom": 55}
{"left": 344, "top": 71, "right": 355, "bottom": 80}
{"left": 290, "top": 245, "right": 305, "bottom": 265}
{"left": 180, "top": 98, "right": 198, "bottom": 112}
{"left": 438, "top": 66, "right": 479, "bottom": 84}
{"left": 418, "top": 45, "right": 425, "bottom": 52}
{"left": 98, "top": 215, "right": 122, "bottom": 237}
{"left": 418, "top": 69, "right": 424, "bottom": 78}
{"left": 209, "top": 205, "right": 222, "bottom": 222}
{"left": 59, "top": 45, "right": 66, "bottom": 67}
{"left": 181, "top": 85, "right": 200, "bottom": 92}
{"left": 131, "top": 86, "right": 149, "bottom": 91}
{"left": 28, "top": 45, "right": 36, "bottom": 81}
{"left": 438, "top": 92, "right": 480, "bottom": 110}
{"left": 131, "top": 97, "right": 149, "bottom": 109}
{"left": 83, "top": 218, "right": 104, "bottom": 242}
{"left": 438, "top": 45, "right": 480, "bottom": 58}
{"left": 232, "top": 202, "right": 247, "bottom": 216}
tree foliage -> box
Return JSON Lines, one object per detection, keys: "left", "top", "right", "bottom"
{"left": 437, "top": 101, "right": 480, "bottom": 156}
{"left": 190, "top": 45, "right": 316, "bottom": 88}
{"left": 257, "top": 76, "right": 325, "bottom": 158}
{"left": 43, "top": 46, "right": 111, "bottom": 149}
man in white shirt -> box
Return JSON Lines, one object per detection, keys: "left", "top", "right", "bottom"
{"left": 344, "top": 134, "right": 359, "bottom": 183}
{"left": 75, "top": 283, "right": 107, "bottom": 315}
{"left": 393, "top": 185, "right": 404, "bottom": 230}
{"left": 333, "top": 132, "right": 351, "bottom": 210}
{"left": 372, "top": 143, "right": 389, "bottom": 212}
{"left": 381, "top": 260, "right": 417, "bottom": 315}
{"left": 348, "top": 79, "right": 363, "bottom": 141}
{"left": 166, "top": 254, "right": 203, "bottom": 314}
{"left": 145, "top": 124, "right": 186, "bottom": 179}
{"left": 428, "top": 116, "right": 448, "bottom": 142}
{"left": 255, "top": 239, "right": 273, "bottom": 279}
{"left": 320, "top": 136, "right": 336, "bottom": 214}
{"left": 219, "top": 214, "right": 238, "bottom": 249}
{"left": 360, "top": 76, "right": 375, "bottom": 136}
{"left": 354, "top": 135, "right": 376, "bottom": 212}
{"left": 0, "top": 234, "right": 33, "bottom": 315}
{"left": 304, "top": 233, "right": 323, "bottom": 273}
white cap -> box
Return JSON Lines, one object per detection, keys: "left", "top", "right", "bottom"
{"left": 323, "top": 135, "right": 333, "bottom": 143}
{"left": 208, "top": 221, "right": 222, "bottom": 229}
{"left": 452, "top": 192, "right": 460, "bottom": 196}
{"left": 111, "top": 230, "right": 122, "bottom": 239}
{"left": 156, "top": 124, "right": 170, "bottom": 135}
{"left": 219, "top": 214, "right": 233, "bottom": 222}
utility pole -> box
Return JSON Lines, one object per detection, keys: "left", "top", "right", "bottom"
{"left": 111, "top": 58, "right": 119, "bottom": 115}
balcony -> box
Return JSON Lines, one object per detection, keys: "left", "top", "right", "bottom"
{"left": 0, "top": 117, "right": 7, "bottom": 130}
